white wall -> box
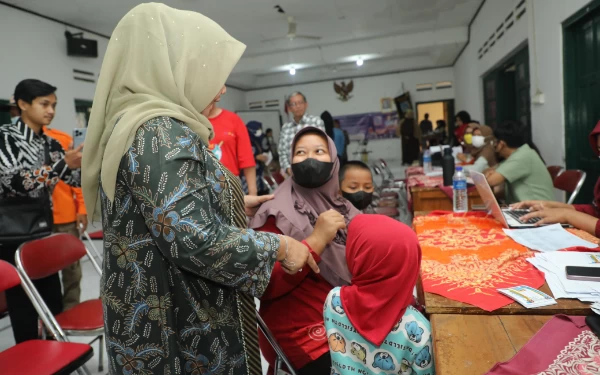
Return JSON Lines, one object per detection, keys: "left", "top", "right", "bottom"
{"left": 219, "top": 86, "right": 246, "bottom": 112}
{"left": 529, "top": 0, "right": 590, "bottom": 167}
{"left": 454, "top": 0, "right": 528, "bottom": 122}
{"left": 0, "top": 5, "right": 247, "bottom": 135}
{"left": 244, "top": 67, "right": 455, "bottom": 161}
{"left": 0, "top": 4, "right": 108, "bottom": 133}
{"left": 454, "top": 0, "right": 591, "bottom": 167}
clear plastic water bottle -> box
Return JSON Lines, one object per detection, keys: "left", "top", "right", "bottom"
{"left": 423, "top": 149, "right": 432, "bottom": 173}
{"left": 453, "top": 166, "right": 468, "bottom": 213}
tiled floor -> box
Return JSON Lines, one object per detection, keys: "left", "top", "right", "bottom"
{"left": 0, "top": 159, "right": 407, "bottom": 375}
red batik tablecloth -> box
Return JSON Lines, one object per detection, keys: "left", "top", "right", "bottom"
{"left": 414, "top": 211, "right": 546, "bottom": 311}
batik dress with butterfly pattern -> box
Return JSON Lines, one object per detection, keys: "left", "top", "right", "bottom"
{"left": 100, "top": 116, "right": 280, "bottom": 375}
{"left": 324, "top": 287, "right": 435, "bottom": 375}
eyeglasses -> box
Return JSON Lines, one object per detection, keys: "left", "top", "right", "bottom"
{"left": 288, "top": 101, "right": 305, "bottom": 108}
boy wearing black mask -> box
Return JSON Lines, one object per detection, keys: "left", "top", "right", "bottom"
{"left": 339, "top": 161, "right": 374, "bottom": 211}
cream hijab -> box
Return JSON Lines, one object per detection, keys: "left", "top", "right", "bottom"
{"left": 82, "top": 3, "right": 245, "bottom": 221}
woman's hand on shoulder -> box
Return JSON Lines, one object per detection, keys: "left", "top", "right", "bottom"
{"left": 244, "top": 194, "right": 274, "bottom": 217}
{"left": 306, "top": 209, "right": 346, "bottom": 255}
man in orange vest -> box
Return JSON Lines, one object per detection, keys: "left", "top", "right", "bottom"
{"left": 44, "top": 125, "right": 87, "bottom": 310}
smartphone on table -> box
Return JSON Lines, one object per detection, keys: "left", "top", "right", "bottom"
{"left": 73, "top": 128, "right": 87, "bottom": 150}
{"left": 565, "top": 266, "right": 600, "bottom": 281}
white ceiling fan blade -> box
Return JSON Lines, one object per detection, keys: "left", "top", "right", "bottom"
{"left": 294, "top": 35, "right": 322, "bottom": 40}
{"left": 261, "top": 36, "right": 289, "bottom": 43}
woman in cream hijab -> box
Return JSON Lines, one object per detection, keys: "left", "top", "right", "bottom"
{"left": 82, "top": 4, "right": 317, "bottom": 374}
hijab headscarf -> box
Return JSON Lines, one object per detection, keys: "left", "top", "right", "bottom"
{"left": 249, "top": 127, "right": 360, "bottom": 286}
{"left": 468, "top": 123, "right": 497, "bottom": 166}
{"left": 82, "top": 3, "right": 246, "bottom": 221}
{"left": 341, "top": 214, "right": 421, "bottom": 346}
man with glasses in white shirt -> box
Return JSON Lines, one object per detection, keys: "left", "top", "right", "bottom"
{"left": 278, "top": 92, "right": 325, "bottom": 176}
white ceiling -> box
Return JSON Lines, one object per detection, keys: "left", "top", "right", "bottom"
{"left": 5, "top": 0, "right": 483, "bottom": 90}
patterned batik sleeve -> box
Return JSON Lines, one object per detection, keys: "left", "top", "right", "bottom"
{"left": 0, "top": 134, "right": 78, "bottom": 195}
{"left": 124, "top": 120, "right": 280, "bottom": 298}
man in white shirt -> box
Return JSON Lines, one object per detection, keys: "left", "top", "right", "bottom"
{"left": 278, "top": 92, "right": 325, "bottom": 175}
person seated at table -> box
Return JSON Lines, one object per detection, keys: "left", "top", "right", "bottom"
{"left": 249, "top": 127, "right": 360, "bottom": 374}
{"left": 514, "top": 120, "right": 600, "bottom": 237}
{"left": 324, "top": 214, "right": 434, "bottom": 375}
{"left": 454, "top": 110, "right": 471, "bottom": 145}
{"left": 339, "top": 161, "right": 374, "bottom": 211}
{"left": 462, "top": 123, "right": 498, "bottom": 174}
{"left": 484, "top": 121, "right": 554, "bottom": 204}
{"left": 456, "top": 123, "right": 476, "bottom": 164}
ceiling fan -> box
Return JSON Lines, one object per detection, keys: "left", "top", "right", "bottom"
{"left": 262, "top": 16, "right": 322, "bottom": 43}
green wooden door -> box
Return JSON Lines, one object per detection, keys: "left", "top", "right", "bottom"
{"left": 564, "top": 4, "right": 600, "bottom": 204}
{"left": 483, "top": 45, "right": 529, "bottom": 139}
{"left": 514, "top": 48, "right": 531, "bottom": 135}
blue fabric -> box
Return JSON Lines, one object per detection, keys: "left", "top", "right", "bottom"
{"left": 324, "top": 287, "right": 435, "bottom": 375}
{"left": 333, "top": 128, "right": 345, "bottom": 157}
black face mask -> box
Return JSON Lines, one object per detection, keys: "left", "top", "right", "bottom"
{"left": 342, "top": 190, "right": 373, "bottom": 210}
{"left": 292, "top": 158, "right": 334, "bottom": 188}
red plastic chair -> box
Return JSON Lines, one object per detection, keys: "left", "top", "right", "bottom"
{"left": 272, "top": 171, "right": 285, "bottom": 185}
{"left": 547, "top": 165, "right": 564, "bottom": 181}
{"left": 553, "top": 169, "right": 587, "bottom": 204}
{"left": 15, "top": 234, "right": 104, "bottom": 373}
{"left": 374, "top": 207, "right": 400, "bottom": 218}
{"left": 0, "top": 260, "right": 93, "bottom": 375}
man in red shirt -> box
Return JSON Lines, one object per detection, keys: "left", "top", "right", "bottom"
{"left": 208, "top": 102, "right": 257, "bottom": 195}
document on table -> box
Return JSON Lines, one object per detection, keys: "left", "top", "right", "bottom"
{"left": 527, "top": 252, "right": 600, "bottom": 302}
{"left": 503, "top": 224, "right": 598, "bottom": 252}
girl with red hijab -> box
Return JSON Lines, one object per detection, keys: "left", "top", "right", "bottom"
{"left": 515, "top": 120, "right": 600, "bottom": 236}
{"left": 324, "top": 214, "right": 434, "bottom": 375}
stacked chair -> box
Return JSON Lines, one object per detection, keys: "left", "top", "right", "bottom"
{"left": 0, "top": 259, "right": 94, "bottom": 375}
{"left": 15, "top": 233, "right": 105, "bottom": 373}
{"left": 370, "top": 159, "right": 413, "bottom": 225}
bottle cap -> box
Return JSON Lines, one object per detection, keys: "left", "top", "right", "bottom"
{"left": 456, "top": 166, "right": 463, "bottom": 171}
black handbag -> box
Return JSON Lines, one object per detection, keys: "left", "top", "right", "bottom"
{"left": 0, "top": 141, "right": 54, "bottom": 246}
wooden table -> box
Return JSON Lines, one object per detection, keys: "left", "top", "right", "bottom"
{"left": 413, "top": 211, "right": 592, "bottom": 316}
{"left": 431, "top": 314, "right": 551, "bottom": 375}
{"left": 411, "top": 186, "right": 483, "bottom": 212}
{"left": 417, "top": 278, "right": 591, "bottom": 315}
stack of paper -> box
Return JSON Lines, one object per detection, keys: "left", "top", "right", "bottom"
{"left": 527, "top": 252, "right": 600, "bottom": 302}
{"left": 497, "top": 285, "right": 557, "bottom": 308}
{"left": 504, "top": 224, "right": 599, "bottom": 253}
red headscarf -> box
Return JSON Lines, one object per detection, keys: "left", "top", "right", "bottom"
{"left": 340, "top": 214, "right": 422, "bottom": 346}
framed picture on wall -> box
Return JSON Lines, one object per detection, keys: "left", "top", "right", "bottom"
{"left": 394, "top": 92, "right": 412, "bottom": 119}
{"left": 380, "top": 97, "right": 394, "bottom": 113}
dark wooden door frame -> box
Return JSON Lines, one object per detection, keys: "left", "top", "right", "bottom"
{"left": 415, "top": 98, "right": 455, "bottom": 137}
{"left": 562, "top": 0, "right": 600, "bottom": 204}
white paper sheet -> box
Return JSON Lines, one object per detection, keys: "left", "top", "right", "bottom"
{"left": 504, "top": 224, "right": 598, "bottom": 252}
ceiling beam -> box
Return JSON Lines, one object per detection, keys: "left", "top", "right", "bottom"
{"left": 233, "top": 26, "right": 468, "bottom": 75}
